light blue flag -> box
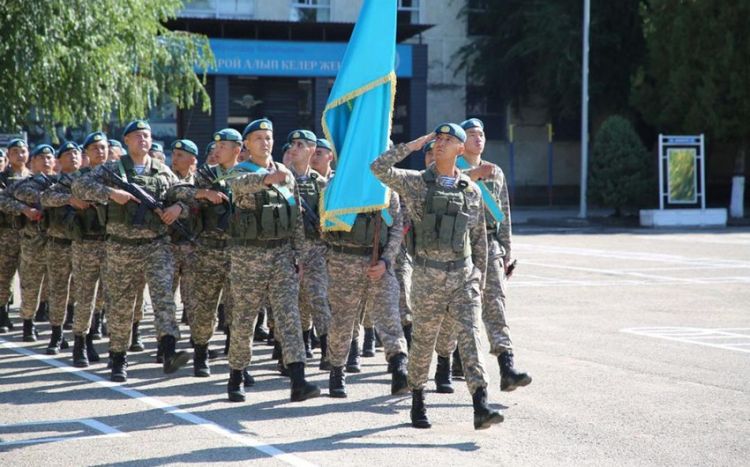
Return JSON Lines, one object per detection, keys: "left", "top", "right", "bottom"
{"left": 320, "top": 0, "right": 397, "bottom": 231}
{"left": 456, "top": 156, "right": 504, "bottom": 223}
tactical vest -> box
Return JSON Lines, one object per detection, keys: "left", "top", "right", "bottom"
{"left": 107, "top": 156, "right": 168, "bottom": 231}
{"left": 412, "top": 171, "right": 472, "bottom": 260}
{"left": 328, "top": 212, "right": 388, "bottom": 249}
{"left": 197, "top": 174, "right": 231, "bottom": 235}
{"left": 0, "top": 172, "right": 27, "bottom": 229}
{"left": 229, "top": 188, "right": 299, "bottom": 241}
{"left": 296, "top": 173, "right": 320, "bottom": 239}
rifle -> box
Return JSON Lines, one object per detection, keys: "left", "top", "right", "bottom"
{"left": 505, "top": 259, "right": 517, "bottom": 279}
{"left": 101, "top": 165, "right": 196, "bottom": 244}
{"left": 298, "top": 195, "right": 320, "bottom": 236}
{"left": 196, "top": 164, "right": 232, "bottom": 232}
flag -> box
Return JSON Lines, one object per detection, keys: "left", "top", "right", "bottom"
{"left": 320, "top": 0, "right": 397, "bottom": 231}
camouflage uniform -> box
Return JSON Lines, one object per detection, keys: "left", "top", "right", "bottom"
{"left": 72, "top": 155, "right": 187, "bottom": 354}
{"left": 171, "top": 172, "right": 195, "bottom": 318}
{"left": 0, "top": 169, "right": 30, "bottom": 308}
{"left": 371, "top": 144, "right": 490, "bottom": 394}
{"left": 322, "top": 190, "right": 408, "bottom": 366}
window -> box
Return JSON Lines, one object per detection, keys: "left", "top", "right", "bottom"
{"left": 290, "top": 0, "right": 331, "bottom": 22}
{"left": 397, "top": 0, "right": 420, "bottom": 24}
{"left": 466, "top": 0, "right": 492, "bottom": 36}
{"left": 466, "top": 85, "right": 506, "bottom": 140}
{"left": 181, "top": 0, "right": 255, "bottom": 19}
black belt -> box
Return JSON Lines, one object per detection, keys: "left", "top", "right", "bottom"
{"left": 328, "top": 244, "right": 374, "bottom": 256}
{"left": 107, "top": 235, "right": 166, "bottom": 246}
{"left": 200, "top": 237, "right": 229, "bottom": 249}
{"left": 229, "top": 238, "right": 289, "bottom": 249}
{"left": 47, "top": 237, "right": 72, "bottom": 246}
{"left": 414, "top": 255, "right": 471, "bottom": 272}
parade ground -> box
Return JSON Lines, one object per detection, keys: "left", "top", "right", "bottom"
{"left": 1, "top": 225, "right": 749, "bottom": 466}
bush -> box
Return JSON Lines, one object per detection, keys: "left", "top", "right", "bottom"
{"left": 589, "top": 115, "right": 653, "bottom": 215}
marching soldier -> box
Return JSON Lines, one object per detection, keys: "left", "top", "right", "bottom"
{"left": 108, "top": 139, "right": 125, "bottom": 161}
{"left": 371, "top": 123, "right": 504, "bottom": 430}
{"left": 310, "top": 138, "right": 334, "bottom": 180}
{"left": 72, "top": 119, "right": 191, "bottom": 382}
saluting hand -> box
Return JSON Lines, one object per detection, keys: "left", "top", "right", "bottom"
{"left": 405, "top": 133, "right": 436, "bottom": 153}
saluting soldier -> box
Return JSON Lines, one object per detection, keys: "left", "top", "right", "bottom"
{"left": 370, "top": 123, "right": 504, "bottom": 430}
{"left": 72, "top": 119, "right": 191, "bottom": 382}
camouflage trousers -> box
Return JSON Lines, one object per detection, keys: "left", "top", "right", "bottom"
{"left": 326, "top": 250, "right": 407, "bottom": 367}
{"left": 72, "top": 239, "right": 106, "bottom": 335}
{"left": 45, "top": 239, "right": 73, "bottom": 326}
{"left": 0, "top": 228, "right": 20, "bottom": 304}
{"left": 184, "top": 244, "right": 229, "bottom": 345}
{"left": 435, "top": 250, "right": 512, "bottom": 357}
{"left": 227, "top": 243, "right": 305, "bottom": 370}
{"left": 221, "top": 275, "right": 235, "bottom": 329}
{"left": 395, "top": 246, "right": 413, "bottom": 326}
{"left": 105, "top": 239, "right": 180, "bottom": 353}
{"left": 171, "top": 243, "right": 194, "bottom": 317}
{"left": 408, "top": 262, "right": 489, "bottom": 394}
{"left": 299, "top": 245, "right": 331, "bottom": 336}
{"left": 18, "top": 235, "right": 47, "bottom": 320}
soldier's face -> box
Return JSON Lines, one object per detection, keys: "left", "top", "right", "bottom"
{"left": 59, "top": 150, "right": 81, "bottom": 173}
{"left": 108, "top": 147, "right": 123, "bottom": 161}
{"left": 310, "top": 147, "right": 332, "bottom": 174}
{"left": 433, "top": 133, "right": 464, "bottom": 162}
{"left": 172, "top": 149, "right": 196, "bottom": 174}
{"left": 86, "top": 141, "right": 108, "bottom": 166}
{"left": 288, "top": 140, "right": 315, "bottom": 168}
{"left": 245, "top": 130, "right": 274, "bottom": 161}
{"left": 124, "top": 130, "right": 152, "bottom": 156}
{"left": 214, "top": 141, "right": 240, "bottom": 168}
{"left": 34, "top": 153, "right": 55, "bottom": 174}
{"left": 465, "top": 128, "right": 485, "bottom": 155}
{"left": 8, "top": 146, "right": 28, "bottom": 167}
{"left": 0, "top": 157, "right": 7, "bottom": 172}
{"left": 205, "top": 148, "right": 218, "bottom": 165}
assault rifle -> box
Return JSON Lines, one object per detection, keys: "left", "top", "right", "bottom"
{"left": 196, "top": 164, "right": 232, "bottom": 232}
{"left": 298, "top": 196, "right": 320, "bottom": 236}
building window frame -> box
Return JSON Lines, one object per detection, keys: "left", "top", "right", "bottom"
{"left": 290, "top": 0, "right": 331, "bottom": 22}
{"left": 397, "top": 0, "right": 421, "bottom": 24}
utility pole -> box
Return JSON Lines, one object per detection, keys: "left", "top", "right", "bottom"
{"left": 579, "top": 0, "right": 590, "bottom": 218}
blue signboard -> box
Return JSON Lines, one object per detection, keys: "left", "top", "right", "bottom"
{"left": 203, "top": 39, "right": 413, "bottom": 78}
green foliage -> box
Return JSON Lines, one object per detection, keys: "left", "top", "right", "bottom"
{"left": 589, "top": 115, "right": 653, "bottom": 213}
{"left": 0, "top": 0, "right": 214, "bottom": 135}
{"left": 457, "top": 1, "right": 645, "bottom": 126}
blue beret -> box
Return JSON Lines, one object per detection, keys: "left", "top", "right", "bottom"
{"left": 423, "top": 140, "right": 436, "bottom": 153}
{"left": 56, "top": 141, "right": 80, "bottom": 158}
{"left": 281, "top": 143, "right": 291, "bottom": 153}
{"left": 150, "top": 143, "right": 164, "bottom": 153}
{"left": 287, "top": 129, "right": 317, "bottom": 143}
{"left": 108, "top": 139, "right": 123, "bottom": 149}
{"left": 205, "top": 141, "right": 216, "bottom": 156}
{"left": 7, "top": 138, "right": 27, "bottom": 150}
{"left": 213, "top": 128, "right": 242, "bottom": 143}
{"left": 316, "top": 138, "right": 332, "bottom": 151}
{"left": 461, "top": 118, "right": 484, "bottom": 131}
{"left": 82, "top": 131, "right": 107, "bottom": 149}
{"left": 170, "top": 139, "right": 199, "bottom": 157}
{"left": 434, "top": 123, "right": 466, "bottom": 143}
{"left": 242, "top": 118, "right": 273, "bottom": 139}
{"left": 122, "top": 119, "right": 151, "bottom": 138}
{"left": 31, "top": 144, "right": 55, "bottom": 158}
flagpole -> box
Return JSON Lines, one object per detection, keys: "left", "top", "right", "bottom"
{"left": 579, "top": 0, "right": 590, "bottom": 219}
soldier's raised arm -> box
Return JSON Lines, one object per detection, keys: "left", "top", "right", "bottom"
{"left": 370, "top": 133, "right": 433, "bottom": 196}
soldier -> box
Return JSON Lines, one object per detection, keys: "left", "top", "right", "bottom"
{"left": 0, "top": 144, "right": 56, "bottom": 342}
{"left": 38, "top": 141, "right": 85, "bottom": 354}
{"left": 0, "top": 139, "right": 32, "bottom": 332}
{"left": 321, "top": 174, "right": 409, "bottom": 398}
{"left": 223, "top": 120, "right": 319, "bottom": 403}
{"left": 205, "top": 142, "right": 217, "bottom": 166}
{"left": 108, "top": 139, "right": 125, "bottom": 161}
{"left": 286, "top": 130, "right": 332, "bottom": 369}
{"left": 310, "top": 138, "right": 334, "bottom": 179}
{"left": 72, "top": 119, "right": 191, "bottom": 382}
{"left": 0, "top": 149, "right": 7, "bottom": 173}
{"left": 370, "top": 123, "right": 504, "bottom": 430}
{"left": 149, "top": 142, "right": 166, "bottom": 163}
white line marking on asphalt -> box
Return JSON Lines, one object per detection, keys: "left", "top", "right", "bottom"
{"left": 620, "top": 327, "right": 750, "bottom": 354}
{"left": 0, "top": 338, "right": 316, "bottom": 467}
{"left": 0, "top": 418, "right": 126, "bottom": 447}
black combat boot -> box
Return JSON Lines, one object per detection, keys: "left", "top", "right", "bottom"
{"left": 223, "top": 327, "right": 231, "bottom": 355}
{"left": 35, "top": 301, "right": 49, "bottom": 322}
{"left": 129, "top": 321, "right": 144, "bottom": 352}
{"left": 402, "top": 323, "right": 412, "bottom": 350}
{"left": 472, "top": 386, "right": 504, "bottom": 430}
{"left": 89, "top": 311, "right": 102, "bottom": 340}
{"left": 390, "top": 353, "right": 409, "bottom": 395}
{"left": 242, "top": 367, "right": 255, "bottom": 388}
{"left": 499, "top": 351, "right": 532, "bottom": 392}
{"left": 288, "top": 362, "right": 320, "bottom": 402}
{"left": 254, "top": 310, "right": 270, "bottom": 341}
{"left": 46, "top": 325, "right": 67, "bottom": 355}
{"left": 0, "top": 304, "right": 13, "bottom": 333}
{"left": 180, "top": 308, "right": 188, "bottom": 325}
{"left": 302, "top": 329, "right": 314, "bottom": 359}
{"left": 310, "top": 328, "right": 320, "bottom": 349}
{"left": 329, "top": 366, "right": 347, "bottom": 398}
{"left": 193, "top": 343, "right": 210, "bottom": 377}
{"left": 216, "top": 303, "right": 226, "bottom": 333}
{"left": 410, "top": 389, "right": 431, "bottom": 429}
{"left": 318, "top": 334, "right": 331, "bottom": 371}
{"left": 155, "top": 338, "right": 164, "bottom": 363}
{"left": 162, "top": 335, "right": 190, "bottom": 374}
{"left": 362, "top": 327, "right": 376, "bottom": 357}
{"left": 85, "top": 333, "right": 100, "bottom": 362}
{"left": 63, "top": 303, "right": 74, "bottom": 330}
{"left": 452, "top": 348, "right": 464, "bottom": 378}
{"left": 434, "top": 355, "right": 454, "bottom": 394}
{"left": 72, "top": 334, "right": 88, "bottom": 367}
{"left": 345, "top": 337, "right": 361, "bottom": 373}
{"left": 266, "top": 328, "right": 275, "bottom": 346}
{"left": 110, "top": 352, "right": 128, "bottom": 382}
{"left": 227, "top": 369, "right": 245, "bottom": 402}
{"left": 22, "top": 319, "right": 38, "bottom": 342}
{"left": 272, "top": 340, "right": 282, "bottom": 360}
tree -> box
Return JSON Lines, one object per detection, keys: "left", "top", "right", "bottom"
{"left": 457, "top": 0, "right": 646, "bottom": 133}
{"left": 632, "top": 0, "right": 750, "bottom": 168}
{"left": 589, "top": 115, "right": 653, "bottom": 215}
{"left": 0, "top": 0, "right": 213, "bottom": 135}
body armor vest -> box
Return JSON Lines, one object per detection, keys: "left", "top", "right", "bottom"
{"left": 107, "top": 156, "right": 167, "bottom": 231}
{"left": 297, "top": 173, "right": 320, "bottom": 239}
{"left": 229, "top": 188, "right": 299, "bottom": 241}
